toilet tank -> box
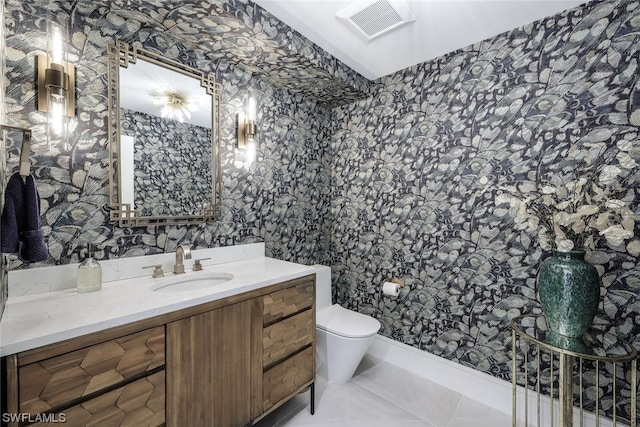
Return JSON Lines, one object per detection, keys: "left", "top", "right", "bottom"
{"left": 312, "top": 264, "right": 332, "bottom": 310}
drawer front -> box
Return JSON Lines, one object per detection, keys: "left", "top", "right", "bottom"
{"left": 29, "top": 370, "right": 165, "bottom": 427}
{"left": 19, "top": 326, "right": 165, "bottom": 414}
{"left": 263, "top": 309, "right": 314, "bottom": 368}
{"left": 263, "top": 346, "right": 314, "bottom": 411}
{"left": 263, "top": 281, "right": 314, "bottom": 325}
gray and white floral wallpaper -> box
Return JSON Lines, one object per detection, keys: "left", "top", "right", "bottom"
{"left": 330, "top": 0, "right": 640, "bottom": 419}
{"left": 0, "top": 0, "right": 6, "bottom": 320}
{"left": 120, "top": 108, "right": 212, "bottom": 217}
{"left": 3, "top": 0, "right": 640, "bottom": 421}
{"left": 4, "top": 0, "right": 334, "bottom": 266}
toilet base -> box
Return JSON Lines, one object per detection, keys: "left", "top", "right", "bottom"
{"left": 316, "top": 327, "right": 376, "bottom": 383}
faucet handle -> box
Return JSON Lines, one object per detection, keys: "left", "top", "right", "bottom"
{"left": 193, "top": 258, "right": 212, "bottom": 271}
{"left": 142, "top": 264, "right": 165, "bottom": 278}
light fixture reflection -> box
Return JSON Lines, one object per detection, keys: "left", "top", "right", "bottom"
{"left": 152, "top": 89, "right": 197, "bottom": 122}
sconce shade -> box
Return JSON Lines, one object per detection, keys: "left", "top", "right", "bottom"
{"left": 237, "top": 96, "right": 257, "bottom": 148}
{"left": 37, "top": 55, "right": 75, "bottom": 118}
{"left": 247, "top": 96, "right": 256, "bottom": 121}
{"left": 44, "top": 63, "right": 69, "bottom": 96}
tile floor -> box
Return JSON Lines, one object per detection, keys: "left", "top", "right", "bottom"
{"left": 255, "top": 355, "right": 513, "bottom": 427}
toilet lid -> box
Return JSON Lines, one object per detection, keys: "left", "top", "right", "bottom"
{"left": 317, "top": 304, "right": 381, "bottom": 338}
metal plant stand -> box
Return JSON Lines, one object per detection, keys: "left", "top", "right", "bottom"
{"left": 511, "top": 315, "right": 637, "bottom": 427}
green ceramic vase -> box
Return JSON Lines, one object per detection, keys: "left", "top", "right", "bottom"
{"left": 537, "top": 250, "right": 601, "bottom": 338}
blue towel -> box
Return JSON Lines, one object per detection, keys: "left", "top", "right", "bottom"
{"left": 1, "top": 172, "right": 48, "bottom": 264}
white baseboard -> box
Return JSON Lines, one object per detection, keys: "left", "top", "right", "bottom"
{"left": 366, "top": 334, "right": 625, "bottom": 427}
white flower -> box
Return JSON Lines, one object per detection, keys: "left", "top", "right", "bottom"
{"left": 600, "top": 225, "right": 634, "bottom": 246}
{"left": 555, "top": 237, "right": 575, "bottom": 252}
{"left": 627, "top": 240, "right": 640, "bottom": 257}
{"left": 571, "top": 218, "right": 586, "bottom": 234}
{"left": 594, "top": 212, "right": 612, "bottom": 230}
{"left": 541, "top": 194, "right": 554, "bottom": 205}
{"left": 496, "top": 150, "right": 637, "bottom": 256}
{"left": 583, "top": 234, "right": 594, "bottom": 250}
{"left": 576, "top": 205, "right": 599, "bottom": 216}
{"left": 554, "top": 211, "right": 574, "bottom": 226}
{"left": 622, "top": 215, "right": 635, "bottom": 231}
{"left": 539, "top": 229, "right": 552, "bottom": 251}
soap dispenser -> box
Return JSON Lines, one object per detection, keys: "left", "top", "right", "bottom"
{"left": 77, "top": 243, "right": 102, "bottom": 293}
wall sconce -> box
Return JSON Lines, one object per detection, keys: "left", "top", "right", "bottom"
{"left": 237, "top": 96, "right": 257, "bottom": 148}
{"left": 37, "top": 21, "right": 75, "bottom": 134}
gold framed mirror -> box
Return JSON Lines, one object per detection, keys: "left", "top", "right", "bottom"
{"left": 107, "top": 40, "right": 222, "bottom": 227}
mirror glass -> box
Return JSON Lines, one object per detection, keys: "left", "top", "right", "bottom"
{"left": 107, "top": 41, "right": 222, "bottom": 226}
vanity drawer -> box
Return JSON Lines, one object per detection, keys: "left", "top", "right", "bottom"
{"left": 263, "top": 280, "right": 314, "bottom": 325}
{"left": 263, "top": 346, "right": 314, "bottom": 411}
{"left": 263, "top": 309, "right": 314, "bottom": 368}
{"left": 29, "top": 370, "right": 165, "bottom": 427}
{"left": 19, "top": 326, "right": 165, "bottom": 414}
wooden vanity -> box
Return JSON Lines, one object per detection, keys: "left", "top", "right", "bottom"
{"left": 2, "top": 274, "right": 316, "bottom": 426}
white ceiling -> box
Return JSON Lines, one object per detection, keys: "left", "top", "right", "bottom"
{"left": 120, "top": 59, "right": 212, "bottom": 128}
{"left": 254, "top": 0, "right": 591, "bottom": 80}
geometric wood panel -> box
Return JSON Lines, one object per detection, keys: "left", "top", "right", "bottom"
{"left": 263, "top": 346, "right": 313, "bottom": 412}
{"left": 19, "top": 326, "right": 165, "bottom": 414}
{"left": 28, "top": 371, "right": 165, "bottom": 427}
{"left": 263, "top": 309, "right": 314, "bottom": 368}
{"left": 263, "top": 281, "right": 314, "bottom": 325}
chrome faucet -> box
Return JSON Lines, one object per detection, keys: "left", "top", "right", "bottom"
{"left": 173, "top": 245, "right": 192, "bottom": 274}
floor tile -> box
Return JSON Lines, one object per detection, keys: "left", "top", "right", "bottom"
{"left": 446, "top": 396, "right": 513, "bottom": 427}
{"left": 351, "top": 355, "right": 463, "bottom": 426}
{"left": 256, "top": 379, "right": 434, "bottom": 427}
{"left": 255, "top": 357, "right": 511, "bottom": 427}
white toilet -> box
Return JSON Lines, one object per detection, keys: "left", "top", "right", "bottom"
{"left": 313, "top": 265, "right": 381, "bottom": 383}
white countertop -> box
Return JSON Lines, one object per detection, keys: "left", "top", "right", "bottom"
{"left": 0, "top": 256, "right": 316, "bottom": 356}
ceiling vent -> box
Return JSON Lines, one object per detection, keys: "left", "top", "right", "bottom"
{"left": 337, "top": 0, "right": 416, "bottom": 42}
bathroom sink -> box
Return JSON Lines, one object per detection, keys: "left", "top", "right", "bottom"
{"left": 151, "top": 272, "right": 234, "bottom": 292}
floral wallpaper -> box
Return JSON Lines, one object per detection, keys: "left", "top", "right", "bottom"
{"left": 120, "top": 108, "right": 212, "bottom": 217}
{"left": 0, "top": 0, "right": 6, "bottom": 320}
{"left": 2, "top": 0, "right": 640, "bottom": 422}
{"left": 98, "top": 0, "right": 372, "bottom": 107}
{"left": 330, "top": 0, "right": 640, "bottom": 420}
{"left": 3, "top": 0, "right": 334, "bottom": 267}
